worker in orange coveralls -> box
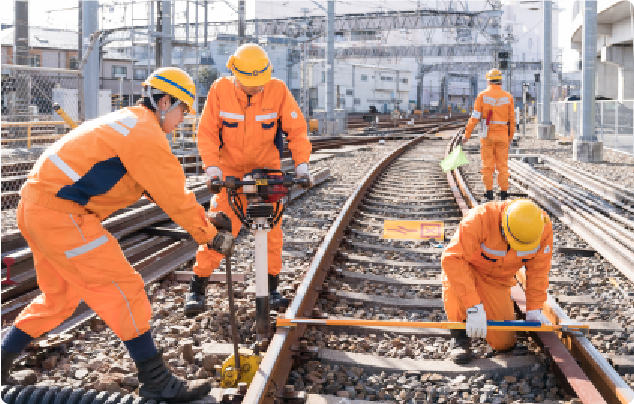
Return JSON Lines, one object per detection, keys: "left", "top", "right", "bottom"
{"left": 1, "top": 68, "right": 235, "bottom": 403}
{"left": 186, "top": 43, "right": 313, "bottom": 316}
{"left": 462, "top": 69, "right": 515, "bottom": 201}
{"left": 441, "top": 199, "right": 553, "bottom": 364}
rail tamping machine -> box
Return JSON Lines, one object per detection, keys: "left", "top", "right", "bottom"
{"left": 211, "top": 168, "right": 307, "bottom": 388}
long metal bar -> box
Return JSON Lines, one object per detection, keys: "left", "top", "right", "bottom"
{"left": 226, "top": 253, "right": 241, "bottom": 382}
{"left": 276, "top": 318, "right": 589, "bottom": 333}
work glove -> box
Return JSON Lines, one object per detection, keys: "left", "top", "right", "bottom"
{"left": 207, "top": 211, "right": 232, "bottom": 233}
{"left": 296, "top": 163, "right": 313, "bottom": 189}
{"left": 525, "top": 309, "right": 551, "bottom": 325}
{"left": 466, "top": 303, "right": 487, "bottom": 339}
{"left": 208, "top": 230, "right": 234, "bottom": 255}
{"left": 206, "top": 166, "right": 223, "bottom": 194}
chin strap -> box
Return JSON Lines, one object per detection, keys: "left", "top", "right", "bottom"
{"left": 143, "top": 86, "right": 182, "bottom": 129}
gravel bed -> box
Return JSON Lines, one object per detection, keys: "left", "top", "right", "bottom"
{"left": 328, "top": 279, "right": 442, "bottom": 300}
{"left": 3, "top": 139, "right": 414, "bottom": 398}
{"left": 288, "top": 342, "right": 569, "bottom": 403}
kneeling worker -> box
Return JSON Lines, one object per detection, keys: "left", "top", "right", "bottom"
{"left": 1, "top": 67, "right": 234, "bottom": 403}
{"left": 462, "top": 69, "right": 515, "bottom": 201}
{"left": 186, "top": 43, "right": 313, "bottom": 316}
{"left": 441, "top": 199, "right": 553, "bottom": 364}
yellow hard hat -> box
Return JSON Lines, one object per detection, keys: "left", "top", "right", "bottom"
{"left": 143, "top": 67, "right": 195, "bottom": 113}
{"left": 486, "top": 69, "right": 502, "bottom": 82}
{"left": 502, "top": 199, "right": 546, "bottom": 252}
{"left": 226, "top": 44, "right": 272, "bottom": 86}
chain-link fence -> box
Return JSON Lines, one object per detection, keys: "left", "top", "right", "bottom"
{"left": 2, "top": 64, "right": 82, "bottom": 151}
{"left": 539, "top": 100, "right": 634, "bottom": 155}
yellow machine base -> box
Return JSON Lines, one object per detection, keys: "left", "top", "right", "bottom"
{"left": 220, "top": 348, "right": 262, "bottom": 388}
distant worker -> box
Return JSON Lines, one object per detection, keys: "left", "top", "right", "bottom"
{"left": 186, "top": 43, "right": 313, "bottom": 316}
{"left": 462, "top": 69, "right": 515, "bottom": 201}
{"left": 441, "top": 199, "right": 553, "bottom": 364}
{"left": 1, "top": 67, "right": 235, "bottom": 403}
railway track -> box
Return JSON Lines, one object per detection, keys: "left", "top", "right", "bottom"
{"left": 0, "top": 122, "right": 455, "bottom": 211}
{"left": 9, "top": 120, "right": 632, "bottom": 404}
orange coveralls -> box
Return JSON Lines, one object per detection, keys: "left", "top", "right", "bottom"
{"left": 195, "top": 77, "right": 312, "bottom": 277}
{"left": 16, "top": 106, "right": 216, "bottom": 341}
{"left": 464, "top": 85, "right": 515, "bottom": 191}
{"left": 441, "top": 201, "right": 553, "bottom": 350}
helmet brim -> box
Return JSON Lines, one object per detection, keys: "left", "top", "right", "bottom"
{"left": 233, "top": 69, "right": 271, "bottom": 87}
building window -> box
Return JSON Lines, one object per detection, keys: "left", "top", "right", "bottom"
{"left": 354, "top": 98, "right": 361, "bottom": 105}
{"left": 346, "top": 89, "right": 353, "bottom": 96}
{"left": 134, "top": 69, "right": 148, "bottom": 81}
{"left": 219, "top": 44, "right": 231, "bottom": 55}
{"left": 292, "top": 71, "right": 299, "bottom": 79}
{"left": 381, "top": 76, "right": 393, "bottom": 82}
{"left": 69, "top": 56, "right": 79, "bottom": 70}
{"left": 112, "top": 66, "right": 127, "bottom": 78}
{"left": 322, "top": 71, "right": 325, "bottom": 83}
{"left": 28, "top": 55, "right": 40, "bottom": 67}
{"left": 401, "top": 78, "right": 408, "bottom": 84}
{"left": 361, "top": 74, "right": 368, "bottom": 82}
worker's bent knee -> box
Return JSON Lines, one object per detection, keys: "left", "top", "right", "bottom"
{"left": 487, "top": 332, "right": 516, "bottom": 351}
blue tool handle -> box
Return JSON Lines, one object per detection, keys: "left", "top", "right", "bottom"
{"left": 486, "top": 321, "right": 542, "bottom": 327}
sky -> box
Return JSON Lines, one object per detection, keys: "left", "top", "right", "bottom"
{"left": 2, "top": 0, "right": 579, "bottom": 69}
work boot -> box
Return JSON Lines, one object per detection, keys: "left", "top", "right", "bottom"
{"left": 184, "top": 275, "right": 209, "bottom": 317}
{"left": 1, "top": 349, "right": 21, "bottom": 385}
{"left": 449, "top": 329, "right": 472, "bottom": 364}
{"left": 268, "top": 274, "right": 289, "bottom": 310}
{"left": 485, "top": 190, "right": 494, "bottom": 201}
{"left": 136, "top": 349, "right": 211, "bottom": 403}
{"left": 500, "top": 190, "right": 508, "bottom": 200}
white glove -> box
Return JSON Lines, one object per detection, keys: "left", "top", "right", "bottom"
{"left": 466, "top": 303, "right": 487, "bottom": 339}
{"left": 526, "top": 309, "right": 551, "bottom": 325}
{"left": 295, "top": 163, "right": 313, "bottom": 189}
{"left": 206, "top": 166, "right": 222, "bottom": 180}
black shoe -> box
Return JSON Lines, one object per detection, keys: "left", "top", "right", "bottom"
{"left": 268, "top": 274, "right": 289, "bottom": 310}
{"left": 485, "top": 190, "right": 494, "bottom": 201}
{"left": 500, "top": 190, "right": 508, "bottom": 200}
{"left": 136, "top": 349, "right": 211, "bottom": 403}
{"left": 1, "top": 349, "right": 21, "bottom": 385}
{"left": 449, "top": 329, "right": 472, "bottom": 364}
{"left": 184, "top": 275, "right": 209, "bottom": 317}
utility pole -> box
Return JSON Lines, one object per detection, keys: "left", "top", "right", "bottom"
{"left": 155, "top": 1, "right": 162, "bottom": 68}
{"left": 538, "top": 0, "right": 555, "bottom": 140}
{"left": 326, "top": 1, "right": 335, "bottom": 134}
{"left": 82, "top": 1, "right": 99, "bottom": 121}
{"left": 14, "top": 1, "right": 29, "bottom": 66}
{"left": 204, "top": 0, "right": 208, "bottom": 47}
{"left": 161, "top": 1, "right": 172, "bottom": 68}
{"left": 238, "top": 0, "right": 245, "bottom": 45}
{"left": 575, "top": 0, "right": 602, "bottom": 162}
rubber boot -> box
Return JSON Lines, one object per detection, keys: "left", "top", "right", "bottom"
{"left": 268, "top": 274, "right": 289, "bottom": 310}
{"left": 485, "top": 190, "right": 494, "bottom": 201}
{"left": 136, "top": 349, "right": 211, "bottom": 403}
{"left": 500, "top": 190, "right": 508, "bottom": 200}
{"left": 1, "top": 349, "right": 21, "bottom": 385}
{"left": 184, "top": 275, "right": 209, "bottom": 317}
{"left": 449, "top": 329, "right": 472, "bottom": 365}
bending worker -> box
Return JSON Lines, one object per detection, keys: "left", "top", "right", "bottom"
{"left": 462, "top": 69, "right": 515, "bottom": 201}
{"left": 1, "top": 67, "right": 234, "bottom": 403}
{"left": 441, "top": 199, "right": 553, "bottom": 364}
{"left": 186, "top": 43, "right": 313, "bottom": 316}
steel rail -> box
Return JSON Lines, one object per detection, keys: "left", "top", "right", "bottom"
{"left": 244, "top": 127, "right": 452, "bottom": 404}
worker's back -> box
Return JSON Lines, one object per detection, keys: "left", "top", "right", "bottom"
{"left": 472, "top": 84, "right": 515, "bottom": 143}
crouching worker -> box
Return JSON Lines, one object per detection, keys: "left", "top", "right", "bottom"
{"left": 441, "top": 199, "right": 553, "bottom": 364}
{"left": 1, "top": 67, "right": 234, "bottom": 403}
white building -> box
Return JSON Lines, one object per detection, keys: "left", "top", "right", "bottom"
{"left": 306, "top": 61, "right": 413, "bottom": 114}
{"left": 571, "top": 0, "right": 633, "bottom": 100}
